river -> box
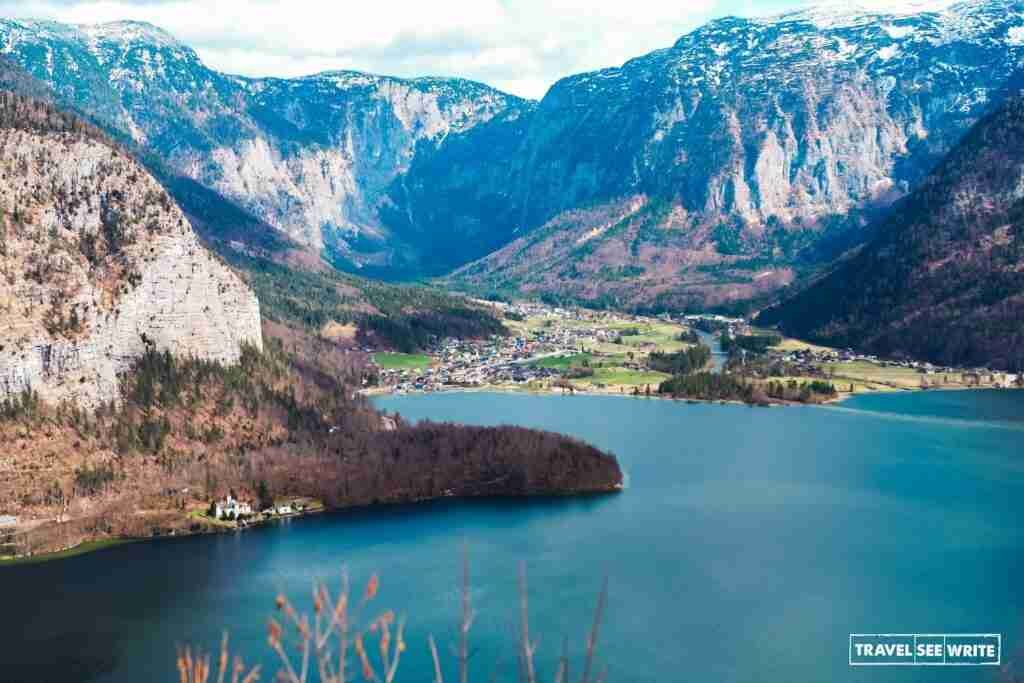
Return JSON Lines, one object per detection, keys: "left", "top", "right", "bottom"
{"left": 696, "top": 329, "right": 727, "bottom": 371}
{"left": 2, "top": 390, "right": 1021, "bottom": 682}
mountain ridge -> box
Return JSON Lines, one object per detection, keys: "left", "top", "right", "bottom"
{"left": 436, "top": 0, "right": 1024, "bottom": 309}
{"left": 2, "top": 2, "right": 1023, "bottom": 309}
{"left": 757, "top": 75, "right": 1024, "bottom": 370}
{"left": 0, "top": 16, "right": 529, "bottom": 273}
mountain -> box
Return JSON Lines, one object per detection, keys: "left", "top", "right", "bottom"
{"left": 0, "top": 89, "right": 262, "bottom": 407}
{"left": 0, "top": 18, "right": 531, "bottom": 276}
{"left": 0, "top": 77, "right": 619, "bottom": 561}
{"left": 757, "top": 76, "right": 1024, "bottom": 371}
{"left": 438, "top": 0, "right": 1024, "bottom": 309}
{"left": 1, "top": 2, "right": 1023, "bottom": 309}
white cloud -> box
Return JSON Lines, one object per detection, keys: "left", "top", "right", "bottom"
{"left": 0, "top": 0, "right": 943, "bottom": 97}
{"left": 0, "top": 0, "right": 744, "bottom": 97}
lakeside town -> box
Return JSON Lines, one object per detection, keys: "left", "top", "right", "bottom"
{"left": 6, "top": 300, "right": 1015, "bottom": 563}
{"left": 366, "top": 301, "right": 1022, "bottom": 397}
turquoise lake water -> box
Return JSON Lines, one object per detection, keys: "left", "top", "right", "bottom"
{"left": 2, "top": 389, "right": 1022, "bottom": 682}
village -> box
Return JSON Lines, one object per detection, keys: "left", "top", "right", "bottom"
{"left": 370, "top": 302, "right": 641, "bottom": 393}
{"left": 368, "top": 303, "right": 1022, "bottom": 396}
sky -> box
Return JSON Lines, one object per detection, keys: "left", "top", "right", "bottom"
{"left": 0, "top": 0, "right": 947, "bottom": 98}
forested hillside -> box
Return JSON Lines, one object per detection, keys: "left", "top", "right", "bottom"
{"left": 1, "top": 330, "right": 621, "bottom": 557}
{"left": 758, "top": 81, "right": 1024, "bottom": 371}
{"left": 0, "top": 78, "right": 618, "bottom": 559}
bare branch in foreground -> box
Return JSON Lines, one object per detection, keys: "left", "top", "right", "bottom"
{"left": 176, "top": 632, "right": 260, "bottom": 683}
{"left": 176, "top": 565, "right": 611, "bottom": 683}
{"left": 430, "top": 634, "right": 445, "bottom": 683}
{"left": 580, "top": 577, "right": 608, "bottom": 683}
{"left": 460, "top": 546, "right": 475, "bottom": 683}
{"left": 519, "top": 561, "right": 538, "bottom": 683}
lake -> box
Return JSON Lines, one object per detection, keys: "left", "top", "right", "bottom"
{"left": 2, "top": 390, "right": 1022, "bottom": 682}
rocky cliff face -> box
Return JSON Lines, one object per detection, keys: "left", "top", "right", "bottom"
{"left": 0, "top": 19, "right": 530, "bottom": 274}
{"left": 437, "top": 0, "right": 1024, "bottom": 308}
{"left": 508, "top": 1, "right": 1024, "bottom": 229}
{"left": 758, "top": 77, "right": 1024, "bottom": 370}
{"left": 0, "top": 94, "right": 262, "bottom": 407}
{"left": 2, "top": 2, "right": 1022, "bottom": 307}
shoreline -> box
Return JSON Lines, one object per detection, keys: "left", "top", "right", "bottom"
{"left": 9, "top": 384, "right": 1015, "bottom": 567}
{"left": 0, "top": 537, "right": 136, "bottom": 567}
{"left": 367, "top": 380, "right": 1023, "bottom": 410}
{"left": 366, "top": 381, "right": 872, "bottom": 405}
{"left": 366, "top": 382, "right": 1024, "bottom": 413}
{"left": 0, "top": 506, "right": 329, "bottom": 568}
{"left": 0, "top": 484, "right": 622, "bottom": 568}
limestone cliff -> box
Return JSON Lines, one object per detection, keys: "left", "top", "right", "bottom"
{"left": 0, "top": 94, "right": 262, "bottom": 407}
{"left": 758, "top": 81, "right": 1024, "bottom": 370}
{"left": 0, "top": 19, "right": 528, "bottom": 275}
{"left": 3, "top": 3, "right": 1023, "bottom": 308}
{"left": 437, "top": 0, "right": 1024, "bottom": 309}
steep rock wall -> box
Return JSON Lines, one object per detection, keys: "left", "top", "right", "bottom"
{"left": 0, "top": 108, "right": 261, "bottom": 407}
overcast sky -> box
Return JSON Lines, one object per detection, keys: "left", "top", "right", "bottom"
{"left": 0, "top": 0, "right": 944, "bottom": 98}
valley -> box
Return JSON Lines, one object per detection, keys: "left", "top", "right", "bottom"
{"left": 366, "top": 300, "right": 1018, "bottom": 401}
{"left": 0, "top": 88, "right": 621, "bottom": 564}
{"left": 2, "top": 1, "right": 1024, "bottom": 309}
{"left": 0, "top": 1, "right": 1023, "bottom": 680}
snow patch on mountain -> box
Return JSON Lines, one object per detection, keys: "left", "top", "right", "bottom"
{"left": 777, "top": 0, "right": 961, "bottom": 29}
{"left": 882, "top": 24, "right": 917, "bottom": 38}
{"left": 877, "top": 45, "right": 901, "bottom": 60}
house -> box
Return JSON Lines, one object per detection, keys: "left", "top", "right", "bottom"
{"left": 994, "top": 373, "right": 1020, "bottom": 388}
{"left": 214, "top": 495, "right": 252, "bottom": 520}
{"left": 275, "top": 503, "right": 294, "bottom": 515}
{"left": 963, "top": 372, "right": 982, "bottom": 386}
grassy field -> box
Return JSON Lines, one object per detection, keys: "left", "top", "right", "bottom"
{"left": 0, "top": 537, "right": 132, "bottom": 566}
{"left": 576, "top": 367, "right": 670, "bottom": 387}
{"left": 533, "top": 353, "right": 595, "bottom": 369}
{"left": 822, "top": 361, "right": 974, "bottom": 392}
{"left": 773, "top": 337, "right": 835, "bottom": 353}
{"left": 514, "top": 315, "right": 693, "bottom": 389}
{"left": 512, "top": 312, "right": 694, "bottom": 359}
{"left": 530, "top": 344, "right": 670, "bottom": 388}
{"left": 586, "top": 324, "right": 693, "bottom": 357}
{"left": 611, "top": 323, "right": 689, "bottom": 352}
{"left": 373, "top": 352, "right": 433, "bottom": 370}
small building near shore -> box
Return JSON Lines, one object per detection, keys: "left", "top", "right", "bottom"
{"left": 214, "top": 495, "right": 252, "bottom": 520}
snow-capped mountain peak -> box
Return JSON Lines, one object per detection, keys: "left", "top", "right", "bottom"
{"left": 1, "top": 1, "right": 1023, "bottom": 307}
{"left": 772, "top": 0, "right": 962, "bottom": 27}
{"left": 77, "top": 20, "right": 185, "bottom": 48}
